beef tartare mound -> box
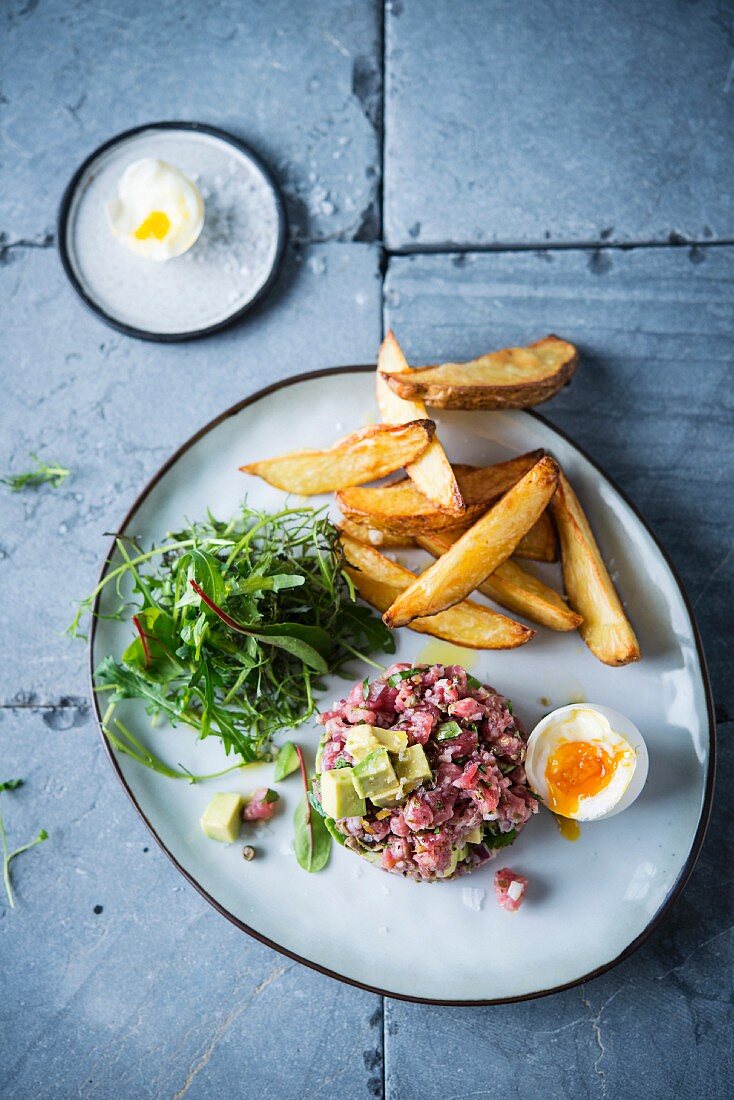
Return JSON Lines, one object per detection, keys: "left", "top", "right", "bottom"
{"left": 314, "top": 663, "right": 538, "bottom": 881}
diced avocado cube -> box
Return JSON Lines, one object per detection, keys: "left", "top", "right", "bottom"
{"left": 373, "top": 726, "right": 408, "bottom": 754}
{"left": 352, "top": 748, "right": 400, "bottom": 802}
{"left": 200, "top": 792, "right": 244, "bottom": 843}
{"left": 395, "top": 744, "right": 432, "bottom": 785}
{"left": 438, "top": 844, "right": 468, "bottom": 879}
{"left": 465, "top": 825, "right": 483, "bottom": 846}
{"left": 399, "top": 777, "right": 421, "bottom": 798}
{"left": 371, "top": 790, "right": 402, "bottom": 809}
{"left": 346, "top": 724, "right": 409, "bottom": 761}
{"left": 345, "top": 724, "right": 382, "bottom": 762}
{"left": 320, "top": 768, "right": 366, "bottom": 819}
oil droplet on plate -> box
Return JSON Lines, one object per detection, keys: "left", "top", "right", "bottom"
{"left": 553, "top": 814, "right": 581, "bottom": 842}
{"left": 417, "top": 639, "right": 478, "bottom": 670}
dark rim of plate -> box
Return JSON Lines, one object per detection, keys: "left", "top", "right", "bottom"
{"left": 56, "top": 121, "right": 288, "bottom": 343}
{"left": 87, "top": 366, "right": 717, "bottom": 1006}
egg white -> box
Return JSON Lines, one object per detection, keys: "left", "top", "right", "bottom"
{"left": 526, "top": 704, "right": 644, "bottom": 822}
{"left": 106, "top": 158, "right": 204, "bottom": 261}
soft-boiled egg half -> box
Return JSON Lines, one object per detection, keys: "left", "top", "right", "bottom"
{"left": 106, "top": 158, "right": 205, "bottom": 261}
{"left": 525, "top": 704, "right": 647, "bottom": 822}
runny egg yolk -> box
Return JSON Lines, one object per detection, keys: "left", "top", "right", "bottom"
{"left": 134, "top": 210, "right": 172, "bottom": 241}
{"left": 545, "top": 740, "right": 630, "bottom": 817}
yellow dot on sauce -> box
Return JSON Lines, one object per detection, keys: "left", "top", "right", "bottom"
{"left": 545, "top": 739, "right": 625, "bottom": 817}
{"left": 134, "top": 211, "right": 171, "bottom": 241}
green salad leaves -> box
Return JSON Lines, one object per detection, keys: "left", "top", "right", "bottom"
{"left": 73, "top": 504, "right": 395, "bottom": 774}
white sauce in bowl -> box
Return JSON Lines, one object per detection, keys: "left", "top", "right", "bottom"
{"left": 63, "top": 127, "right": 282, "bottom": 336}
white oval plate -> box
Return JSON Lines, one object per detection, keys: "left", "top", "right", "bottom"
{"left": 90, "top": 367, "right": 714, "bottom": 1004}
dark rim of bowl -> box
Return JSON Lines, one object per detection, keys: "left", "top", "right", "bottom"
{"left": 87, "top": 365, "right": 716, "bottom": 1006}
{"left": 56, "top": 120, "right": 288, "bottom": 343}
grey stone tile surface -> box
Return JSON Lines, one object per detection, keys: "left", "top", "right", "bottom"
{"left": 0, "top": 241, "right": 381, "bottom": 707}
{"left": 385, "top": 246, "right": 734, "bottom": 717}
{"left": 3, "top": 1, "right": 733, "bottom": 1096}
{"left": 385, "top": 710, "right": 734, "bottom": 1098}
{"left": 384, "top": 245, "right": 733, "bottom": 1096}
{"left": 1, "top": 240, "right": 383, "bottom": 1098}
{"left": 0, "top": 709, "right": 382, "bottom": 1100}
{"left": 1, "top": 0, "right": 382, "bottom": 243}
{"left": 385, "top": 0, "right": 734, "bottom": 249}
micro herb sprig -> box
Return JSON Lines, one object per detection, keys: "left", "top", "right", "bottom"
{"left": 2, "top": 454, "right": 70, "bottom": 492}
{"left": 0, "top": 780, "right": 49, "bottom": 908}
{"left": 74, "top": 503, "right": 395, "bottom": 773}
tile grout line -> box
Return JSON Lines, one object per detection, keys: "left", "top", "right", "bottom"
{"left": 387, "top": 236, "right": 734, "bottom": 256}
{"left": 6, "top": 233, "right": 734, "bottom": 253}
{"left": 379, "top": 3, "right": 388, "bottom": 1097}
{"left": 377, "top": 0, "right": 388, "bottom": 342}
{"left": 0, "top": 702, "right": 86, "bottom": 710}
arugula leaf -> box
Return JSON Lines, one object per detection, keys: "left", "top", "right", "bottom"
{"left": 187, "top": 548, "right": 228, "bottom": 604}
{"left": 245, "top": 629, "right": 328, "bottom": 674}
{"left": 273, "top": 742, "right": 300, "bottom": 781}
{"left": 94, "top": 657, "right": 184, "bottom": 726}
{"left": 189, "top": 582, "right": 329, "bottom": 673}
{"left": 235, "top": 573, "right": 305, "bottom": 595}
{"left": 100, "top": 709, "right": 250, "bottom": 779}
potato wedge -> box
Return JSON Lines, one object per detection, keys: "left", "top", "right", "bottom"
{"left": 377, "top": 331, "right": 464, "bottom": 514}
{"left": 383, "top": 456, "right": 560, "bottom": 628}
{"left": 550, "top": 471, "right": 640, "bottom": 666}
{"left": 382, "top": 335, "right": 578, "bottom": 410}
{"left": 239, "top": 420, "right": 435, "bottom": 495}
{"left": 416, "top": 530, "right": 582, "bottom": 632}
{"left": 335, "top": 451, "right": 544, "bottom": 534}
{"left": 338, "top": 507, "right": 554, "bottom": 562}
{"left": 513, "top": 509, "right": 557, "bottom": 562}
{"left": 339, "top": 534, "right": 534, "bottom": 650}
{"left": 338, "top": 516, "right": 416, "bottom": 549}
